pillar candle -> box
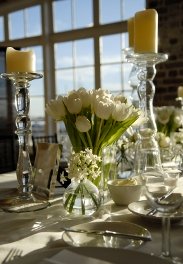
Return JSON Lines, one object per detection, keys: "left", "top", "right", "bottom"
{"left": 134, "top": 9, "right": 158, "bottom": 53}
{"left": 128, "top": 17, "right": 134, "bottom": 48}
{"left": 6, "top": 47, "right": 36, "bottom": 73}
{"left": 178, "top": 86, "right": 183, "bottom": 97}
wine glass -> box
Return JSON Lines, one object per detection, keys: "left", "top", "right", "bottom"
{"left": 141, "top": 167, "right": 183, "bottom": 263}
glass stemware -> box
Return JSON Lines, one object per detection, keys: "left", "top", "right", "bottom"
{"left": 141, "top": 165, "right": 183, "bottom": 263}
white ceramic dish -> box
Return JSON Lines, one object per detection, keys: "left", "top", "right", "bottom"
{"left": 10, "top": 247, "right": 170, "bottom": 264}
{"left": 62, "top": 221, "right": 150, "bottom": 249}
{"left": 128, "top": 200, "right": 183, "bottom": 220}
{"left": 107, "top": 177, "right": 142, "bottom": 205}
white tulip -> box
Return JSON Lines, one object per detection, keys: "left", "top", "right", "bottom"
{"left": 46, "top": 96, "right": 66, "bottom": 120}
{"left": 155, "top": 106, "right": 174, "bottom": 125}
{"left": 93, "top": 97, "right": 114, "bottom": 120}
{"left": 77, "top": 87, "right": 92, "bottom": 108}
{"left": 112, "top": 102, "right": 132, "bottom": 122}
{"left": 75, "top": 115, "right": 91, "bottom": 132}
{"left": 63, "top": 90, "right": 82, "bottom": 114}
{"left": 159, "top": 136, "right": 171, "bottom": 148}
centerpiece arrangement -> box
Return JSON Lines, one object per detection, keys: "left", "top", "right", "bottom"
{"left": 46, "top": 87, "right": 140, "bottom": 216}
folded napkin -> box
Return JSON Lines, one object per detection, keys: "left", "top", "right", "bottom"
{"left": 40, "top": 249, "right": 113, "bottom": 264}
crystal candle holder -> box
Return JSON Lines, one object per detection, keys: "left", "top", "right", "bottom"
{"left": 126, "top": 53, "right": 168, "bottom": 174}
{"left": 1, "top": 72, "right": 48, "bottom": 212}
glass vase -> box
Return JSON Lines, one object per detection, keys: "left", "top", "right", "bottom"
{"left": 63, "top": 178, "right": 101, "bottom": 217}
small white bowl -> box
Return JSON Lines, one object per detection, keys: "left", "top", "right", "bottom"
{"left": 107, "top": 177, "right": 142, "bottom": 206}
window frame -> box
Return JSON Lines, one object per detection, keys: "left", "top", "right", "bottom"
{"left": 0, "top": 0, "right": 145, "bottom": 136}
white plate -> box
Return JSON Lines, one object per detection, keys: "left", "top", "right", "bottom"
{"left": 128, "top": 200, "right": 183, "bottom": 220}
{"left": 62, "top": 221, "right": 151, "bottom": 249}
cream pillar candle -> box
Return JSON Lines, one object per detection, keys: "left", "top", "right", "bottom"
{"left": 178, "top": 86, "right": 183, "bottom": 97}
{"left": 6, "top": 47, "right": 36, "bottom": 73}
{"left": 134, "top": 9, "right": 158, "bottom": 53}
{"left": 128, "top": 17, "right": 134, "bottom": 48}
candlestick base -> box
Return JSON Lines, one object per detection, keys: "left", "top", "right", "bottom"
{"left": 0, "top": 72, "right": 49, "bottom": 213}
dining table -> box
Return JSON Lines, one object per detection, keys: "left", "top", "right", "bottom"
{"left": 0, "top": 171, "right": 182, "bottom": 264}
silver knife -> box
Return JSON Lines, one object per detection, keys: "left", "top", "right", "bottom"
{"left": 62, "top": 227, "right": 152, "bottom": 241}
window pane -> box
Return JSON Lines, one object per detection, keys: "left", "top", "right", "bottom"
{"left": 53, "top": 0, "right": 72, "bottom": 32}
{"left": 101, "top": 64, "right": 122, "bottom": 94}
{"left": 74, "top": 0, "right": 93, "bottom": 29}
{"left": 122, "top": 0, "right": 146, "bottom": 20}
{"left": 75, "top": 39, "right": 94, "bottom": 66}
{"left": 100, "top": 0, "right": 121, "bottom": 24}
{"left": 56, "top": 69, "right": 74, "bottom": 95}
{"left": 25, "top": 6, "right": 42, "bottom": 37}
{"left": 30, "top": 97, "right": 44, "bottom": 126}
{"left": 55, "top": 42, "right": 73, "bottom": 69}
{"left": 100, "top": 34, "right": 121, "bottom": 64}
{"left": 0, "top": 17, "right": 4, "bottom": 41}
{"left": 75, "top": 67, "right": 94, "bottom": 89}
{"left": 9, "top": 10, "right": 24, "bottom": 40}
{"left": 30, "top": 77, "right": 44, "bottom": 97}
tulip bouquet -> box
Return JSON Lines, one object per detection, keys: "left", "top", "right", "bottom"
{"left": 46, "top": 87, "right": 140, "bottom": 156}
{"left": 154, "top": 106, "right": 183, "bottom": 137}
{"left": 46, "top": 88, "right": 140, "bottom": 215}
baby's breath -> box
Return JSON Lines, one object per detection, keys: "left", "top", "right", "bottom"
{"left": 67, "top": 148, "right": 101, "bottom": 181}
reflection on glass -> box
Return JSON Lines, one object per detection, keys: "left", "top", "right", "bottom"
{"left": 100, "top": 0, "right": 121, "bottom": 24}
{"left": 55, "top": 42, "right": 73, "bottom": 68}
{"left": 101, "top": 64, "right": 122, "bottom": 94}
{"left": 9, "top": 10, "right": 24, "bottom": 40}
{"left": 0, "top": 16, "right": 4, "bottom": 41}
{"left": 75, "top": 67, "right": 94, "bottom": 89}
{"left": 75, "top": 39, "right": 94, "bottom": 66}
{"left": 121, "top": 63, "right": 131, "bottom": 91}
{"left": 56, "top": 69, "right": 74, "bottom": 95}
{"left": 29, "top": 77, "right": 44, "bottom": 97}
{"left": 53, "top": 0, "right": 72, "bottom": 32}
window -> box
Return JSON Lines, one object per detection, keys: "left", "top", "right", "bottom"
{"left": 0, "top": 0, "right": 146, "bottom": 136}
{"left": 55, "top": 38, "right": 94, "bottom": 95}
{"left": 8, "top": 5, "right": 41, "bottom": 40}
{"left": 23, "top": 46, "right": 44, "bottom": 135}
{"left": 0, "top": 17, "right": 4, "bottom": 41}
{"left": 53, "top": 0, "right": 93, "bottom": 32}
{"left": 99, "top": 0, "right": 145, "bottom": 24}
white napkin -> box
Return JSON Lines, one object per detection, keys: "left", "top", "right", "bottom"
{"left": 40, "top": 249, "right": 113, "bottom": 264}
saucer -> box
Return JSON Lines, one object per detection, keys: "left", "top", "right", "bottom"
{"left": 128, "top": 200, "right": 183, "bottom": 221}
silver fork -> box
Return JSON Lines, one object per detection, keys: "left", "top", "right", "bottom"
{"left": 2, "top": 248, "right": 22, "bottom": 263}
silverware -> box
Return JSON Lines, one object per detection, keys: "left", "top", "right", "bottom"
{"left": 146, "top": 189, "right": 174, "bottom": 216}
{"left": 62, "top": 227, "right": 152, "bottom": 241}
{"left": 2, "top": 248, "right": 22, "bottom": 263}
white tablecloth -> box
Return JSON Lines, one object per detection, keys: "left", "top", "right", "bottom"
{"left": 0, "top": 172, "right": 183, "bottom": 264}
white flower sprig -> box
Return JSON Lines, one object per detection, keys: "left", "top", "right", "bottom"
{"left": 67, "top": 148, "right": 101, "bottom": 182}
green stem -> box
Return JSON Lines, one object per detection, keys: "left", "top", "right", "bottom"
{"left": 83, "top": 182, "right": 100, "bottom": 209}
{"left": 94, "top": 118, "right": 104, "bottom": 154}
{"left": 86, "top": 132, "right": 93, "bottom": 150}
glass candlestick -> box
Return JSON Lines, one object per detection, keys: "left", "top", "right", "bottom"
{"left": 127, "top": 53, "right": 168, "bottom": 134}
{"left": 1, "top": 72, "right": 48, "bottom": 212}
{"left": 126, "top": 53, "right": 168, "bottom": 174}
